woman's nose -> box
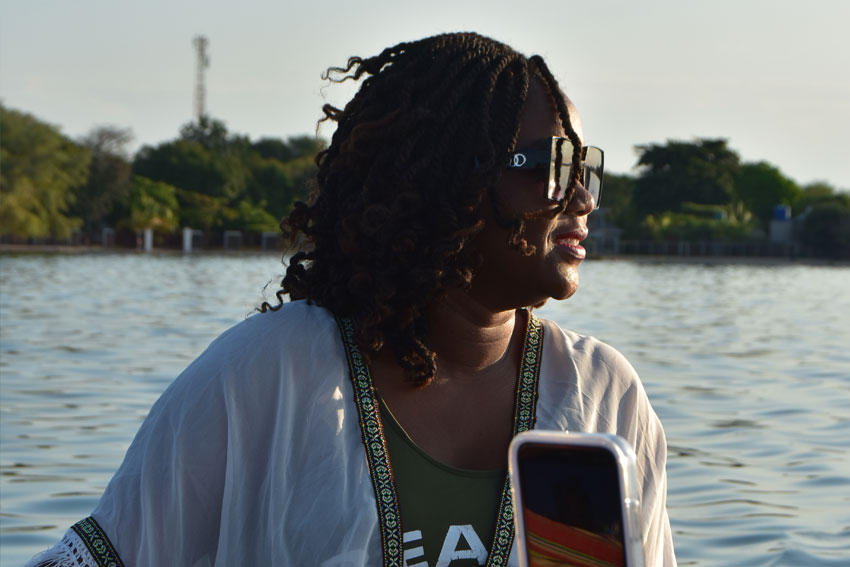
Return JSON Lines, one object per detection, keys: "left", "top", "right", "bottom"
{"left": 565, "top": 182, "right": 594, "bottom": 215}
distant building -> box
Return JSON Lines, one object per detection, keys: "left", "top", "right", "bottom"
{"left": 769, "top": 204, "right": 793, "bottom": 243}
{"left": 585, "top": 208, "right": 623, "bottom": 255}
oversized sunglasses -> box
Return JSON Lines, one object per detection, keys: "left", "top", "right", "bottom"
{"left": 506, "top": 137, "right": 604, "bottom": 208}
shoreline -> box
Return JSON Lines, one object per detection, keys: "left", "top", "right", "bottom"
{"left": 590, "top": 253, "right": 849, "bottom": 266}
{"left": 1, "top": 244, "right": 846, "bottom": 266}
{"left": 0, "top": 244, "right": 283, "bottom": 256}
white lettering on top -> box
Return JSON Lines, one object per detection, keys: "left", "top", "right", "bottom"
{"left": 435, "top": 524, "right": 487, "bottom": 566}
{"left": 403, "top": 530, "right": 427, "bottom": 567}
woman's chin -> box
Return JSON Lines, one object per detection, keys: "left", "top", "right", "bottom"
{"left": 549, "top": 266, "right": 580, "bottom": 301}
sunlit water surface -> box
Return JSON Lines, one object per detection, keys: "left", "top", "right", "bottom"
{"left": 1, "top": 254, "right": 848, "bottom": 566}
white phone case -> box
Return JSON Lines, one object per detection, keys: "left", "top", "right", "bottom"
{"left": 508, "top": 431, "right": 645, "bottom": 567}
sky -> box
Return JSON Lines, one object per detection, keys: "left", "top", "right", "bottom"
{"left": 2, "top": 0, "right": 849, "bottom": 189}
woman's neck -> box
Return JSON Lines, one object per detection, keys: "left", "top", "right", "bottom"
{"left": 369, "top": 289, "right": 527, "bottom": 469}
{"left": 425, "top": 289, "right": 523, "bottom": 380}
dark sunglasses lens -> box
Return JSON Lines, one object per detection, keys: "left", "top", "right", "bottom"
{"left": 548, "top": 138, "right": 572, "bottom": 201}
{"left": 582, "top": 147, "right": 604, "bottom": 208}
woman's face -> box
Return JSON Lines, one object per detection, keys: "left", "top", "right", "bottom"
{"left": 469, "top": 77, "right": 594, "bottom": 311}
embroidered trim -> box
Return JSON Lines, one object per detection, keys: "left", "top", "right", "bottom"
{"left": 336, "top": 317, "right": 404, "bottom": 566}
{"left": 486, "top": 312, "right": 543, "bottom": 567}
{"left": 70, "top": 516, "right": 126, "bottom": 567}
{"left": 337, "top": 312, "right": 544, "bottom": 567}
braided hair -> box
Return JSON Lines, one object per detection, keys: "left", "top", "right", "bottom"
{"left": 262, "top": 32, "right": 581, "bottom": 386}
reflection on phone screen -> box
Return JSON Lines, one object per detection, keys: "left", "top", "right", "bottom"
{"left": 518, "top": 445, "right": 626, "bottom": 567}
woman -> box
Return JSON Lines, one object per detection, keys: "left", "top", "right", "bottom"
{"left": 29, "top": 32, "right": 675, "bottom": 566}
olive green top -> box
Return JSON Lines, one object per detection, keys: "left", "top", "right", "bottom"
{"left": 378, "top": 396, "right": 506, "bottom": 567}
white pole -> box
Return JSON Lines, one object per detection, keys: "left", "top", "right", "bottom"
{"left": 143, "top": 228, "right": 153, "bottom": 252}
{"left": 183, "top": 227, "right": 193, "bottom": 253}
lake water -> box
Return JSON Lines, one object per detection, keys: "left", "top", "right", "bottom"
{"left": 1, "top": 253, "right": 848, "bottom": 566}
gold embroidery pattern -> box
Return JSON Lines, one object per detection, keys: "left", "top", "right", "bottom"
{"left": 486, "top": 312, "right": 543, "bottom": 567}
{"left": 336, "top": 317, "right": 403, "bottom": 566}
{"left": 71, "top": 516, "right": 125, "bottom": 567}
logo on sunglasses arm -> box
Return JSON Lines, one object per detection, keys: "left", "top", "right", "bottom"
{"left": 510, "top": 153, "right": 527, "bottom": 168}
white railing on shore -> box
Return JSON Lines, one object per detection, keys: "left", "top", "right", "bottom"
{"left": 585, "top": 239, "right": 803, "bottom": 258}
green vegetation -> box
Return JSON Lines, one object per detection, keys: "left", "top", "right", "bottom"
{"left": 70, "top": 126, "right": 134, "bottom": 237}
{"left": 122, "top": 177, "right": 180, "bottom": 233}
{"left": 606, "top": 138, "right": 848, "bottom": 258}
{"left": 0, "top": 106, "right": 90, "bottom": 239}
{"left": 1, "top": 105, "right": 323, "bottom": 244}
{"left": 795, "top": 187, "right": 850, "bottom": 258}
{"left": 633, "top": 138, "right": 740, "bottom": 217}
{"left": 1, "top": 104, "right": 847, "bottom": 257}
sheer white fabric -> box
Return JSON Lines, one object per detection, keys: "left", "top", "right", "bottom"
{"left": 28, "top": 300, "right": 676, "bottom": 567}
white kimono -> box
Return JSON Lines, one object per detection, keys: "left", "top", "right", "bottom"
{"left": 28, "top": 300, "right": 676, "bottom": 566}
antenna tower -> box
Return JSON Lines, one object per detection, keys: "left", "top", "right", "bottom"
{"left": 193, "top": 36, "right": 210, "bottom": 121}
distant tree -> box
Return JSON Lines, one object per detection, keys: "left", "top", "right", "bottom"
{"left": 240, "top": 145, "right": 322, "bottom": 223}
{"left": 243, "top": 154, "right": 295, "bottom": 221}
{"left": 173, "top": 188, "right": 233, "bottom": 230}
{"left": 794, "top": 181, "right": 842, "bottom": 211}
{"left": 287, "top": 135, "right": 325, "bottom": 160}
{"left": 133, "top": 139, "right": 247, "bottom": 202}
{"left": 599, "top": 172, "right": 637, "bottom": 232}
{"left": 178, "top": 115, "right": 231, "bottom": 151}
{"left": 789, "top": 182, "right": 850, "bottom": 258}
{"left": 252, "top": 138, "right": 293, "bottom": 163}
{"left": 0, "top": 105, "right": 90, "bottom": 239}
{"left": 733, "top": 161, "right": 800, "bottom": 228}
{"left": 71, "top": 126, "right": 134, "bottom": 240}
{"left": 281, "top": 154, "right": 319, "bottom": 204}
{"left": 234, "top": 199, "right": 279, "bottom": 232}
{"left": 633, "top": 138, "right": 740, "bottom": 216}
{"left": 798, "top": 200, "right": 850, "bottom": 258}
{"left": 252, "top": 135, "right": 324, "bottom": 163}
{"left": 249, "top": 137, "right": 323, "bottom": 220}
{"left": 121, "top": 176, "right": 180, "bottom": 232}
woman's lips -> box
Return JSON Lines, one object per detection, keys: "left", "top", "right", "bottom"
{"left": 553, "top": 230, "right": 588, "bottom": 260}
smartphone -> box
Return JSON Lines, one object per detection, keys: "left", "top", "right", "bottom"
{"left": 508, "top": 431, "right": 645, "bottom": 567}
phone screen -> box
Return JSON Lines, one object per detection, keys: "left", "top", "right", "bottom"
{"left": 516, "top": 443, "right": 626, "bottom": 567}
